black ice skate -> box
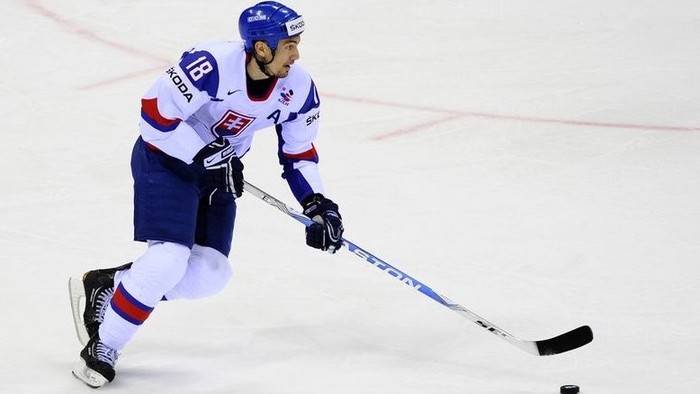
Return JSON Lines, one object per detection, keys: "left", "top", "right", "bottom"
{"left": 72, "top": 333, "right": 119, "bottom": 388}
{"left": 68, "top": 262, "right": 132, "bottom": 345}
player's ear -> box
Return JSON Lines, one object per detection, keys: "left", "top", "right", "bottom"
{"left": 254, "top": 41, "right": 271, "bottom": 58}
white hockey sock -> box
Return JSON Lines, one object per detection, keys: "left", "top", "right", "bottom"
{"left": 100, "top": 242, "right": 190, "bottom": 350}
{"left": 164, "top": 244, "right": 233, "bottom": 300}
{"left": 114, "top": 269, "right": 126, "bottom": 288}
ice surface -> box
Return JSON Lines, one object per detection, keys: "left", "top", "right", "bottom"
{"left": 2, "top": 0, "right": 699, "bottom": 392}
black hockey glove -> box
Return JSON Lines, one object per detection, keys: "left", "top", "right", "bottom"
{"left": 192, "top": 137, "right": 244, "bottom": 198}
{"left": 302, "top": 193, "right": 344, "bottom": 254}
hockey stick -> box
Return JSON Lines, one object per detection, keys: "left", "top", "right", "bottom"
{"left": 243, "top": 181, "right": 593, "bottom": 356}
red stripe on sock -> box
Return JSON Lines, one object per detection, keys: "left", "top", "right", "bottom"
{"left": 111, "top": 284, "right": 154, "bottom": 325}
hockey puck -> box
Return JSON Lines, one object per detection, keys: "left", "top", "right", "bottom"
{"left": 560, "top": 385, "right": 579, "bottom": 394}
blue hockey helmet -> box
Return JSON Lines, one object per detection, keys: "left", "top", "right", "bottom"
{"left": 238, "top": 2, "right": 305, "bottom": 52}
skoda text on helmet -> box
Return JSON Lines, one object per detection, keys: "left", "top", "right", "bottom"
{"left": 238, "top": 1, "right": 305, "bottom": 52}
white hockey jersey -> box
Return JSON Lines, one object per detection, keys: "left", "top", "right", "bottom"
{"left": 139, "top": 40, "right": 323, "bottom": 202}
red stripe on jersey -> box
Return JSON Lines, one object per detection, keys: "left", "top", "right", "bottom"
{"left": 141, "top": 98, "right": 180, "bottom": 127}
{"left": 283, "top": 145, "right": 318, "bottom": 161}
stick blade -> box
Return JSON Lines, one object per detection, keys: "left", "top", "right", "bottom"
{"left": 535, "top": 325, "right": 593, "bottom": 355}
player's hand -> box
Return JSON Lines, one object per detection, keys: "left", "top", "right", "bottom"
{"left": 302, "top": 194, "right": 344, "bottom": 253}
{"left": 192, "top": 137, "right": 244, "bottom": 198}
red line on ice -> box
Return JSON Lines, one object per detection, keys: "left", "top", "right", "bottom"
{"left": 26, "top": 0, "right": 700, "bottom": 139}
{"left": 24, "top": 0, "right": 169, "bottom": 64}
{"left": 324, "top": 93, "right": 700, "bottom": 139}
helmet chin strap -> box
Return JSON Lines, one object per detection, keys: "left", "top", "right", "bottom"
{"left": 254, "top": 50, "right": 276, "bottom": 77}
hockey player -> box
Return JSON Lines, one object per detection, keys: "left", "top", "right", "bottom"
{"left": 71, "top": 1, "right": 344, "bottom": 388}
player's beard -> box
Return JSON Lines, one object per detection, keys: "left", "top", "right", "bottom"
{"left": 276, "top": 65, "right": 291, "bottom": 78}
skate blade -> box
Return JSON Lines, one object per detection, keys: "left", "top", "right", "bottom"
{"left": 72, "top": 360, "right": 109, "bottom": 388}
{"left": 68, "top": 277, "right": 90, "bottom": 346}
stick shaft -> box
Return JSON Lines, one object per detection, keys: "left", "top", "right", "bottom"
{"left": 242, "top": 181, "right": 592, "bottom": 356}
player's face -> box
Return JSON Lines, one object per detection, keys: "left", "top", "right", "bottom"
{"left": 269, "top": 37, "right": 301, "bottom": 78}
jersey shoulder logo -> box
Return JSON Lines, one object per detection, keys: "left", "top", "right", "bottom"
{"left": 278, "top": 87, "right": 294, "bottom": 106}
{"left": 212, "top": 110, "right": 256, "bottom": 137}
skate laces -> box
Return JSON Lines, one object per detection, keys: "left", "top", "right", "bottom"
{"left": 94, "top": 340, "right": 119, "bottom": 367}
{"left": 94, "top": 286, "right": 114, "bottom": 324}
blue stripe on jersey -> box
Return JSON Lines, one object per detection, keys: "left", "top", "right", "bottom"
{"left": 178, "top": 50, "right": 220, "bottom": 98}
{"left": 141, "top": 109, "right": 180, "bottom": 132}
